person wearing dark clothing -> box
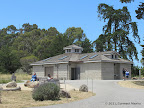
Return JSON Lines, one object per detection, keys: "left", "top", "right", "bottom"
{"left": 123, "top": 68, "right": 126, "bottom": 80}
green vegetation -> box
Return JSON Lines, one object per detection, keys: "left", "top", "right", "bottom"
{"left": 0, "top": 0, "right": 144, "bottom": 74}
{"left": 0, "top": 25, "right": 93, "bottom": 74}
{"left": 0, "top": 73, "right": 31, "bottom": 84}
{"left": 32, "top": 83, "right": 60, "bottom": 101}
{"left": 93, "top": 3, "right": 140, "bottom": 61}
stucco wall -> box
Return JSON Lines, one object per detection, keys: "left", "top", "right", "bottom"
{"left": 33, "top": 65, "right": 44, "bottom": 77}
{"left": 101, "top": 62, "right": 114, "bottom": 80}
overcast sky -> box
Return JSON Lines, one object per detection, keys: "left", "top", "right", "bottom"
{"left": 0, "top": 0, "right": 144, "bottom": 66}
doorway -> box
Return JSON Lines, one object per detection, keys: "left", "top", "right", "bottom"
{"left": 71, "top": 67, "right": 80, "bottom": 80}
{"left": 114, "top": 63, "right": 120, "bottom": 80}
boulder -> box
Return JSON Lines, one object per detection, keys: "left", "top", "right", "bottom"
{"left": 6, "top": 81, "right": 17, "bottom": 88}
{"left": 131, "top": 77, "right": 138, "bottom": 80}
{"left": 24, "top": 81, "right": 39, "bottom": 88}
{"left": 79, "top": 84, "right": 88, "bottom": 92}
{"left": 24, "top": 80, "right": 31, "bottom": 86}
{"left": 59, "top": 90, "right": 71, "bottom": 98}
{"left": 2, "top": 86, "right": 21, "bottom": 91}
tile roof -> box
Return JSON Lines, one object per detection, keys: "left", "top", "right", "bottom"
{"left": 31, "top": 51, "right": 132, "bottom": 65}
{"left": 63, "top": 44, "right": 83, "bottom": 50}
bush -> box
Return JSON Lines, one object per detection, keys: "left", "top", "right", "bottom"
{"left": 32, "top": 83, "right": 60, "bottom": 101}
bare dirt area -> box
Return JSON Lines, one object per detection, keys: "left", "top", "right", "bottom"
{"left": 118, "top": 80, "right": 144, "bottom": 89}
{"left": 0, "top": 90, "right": 95, "bottom": 108}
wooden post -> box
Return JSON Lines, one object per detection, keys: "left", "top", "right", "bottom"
{"left": 139, "top": 69, "right": 141, "bottom": 80}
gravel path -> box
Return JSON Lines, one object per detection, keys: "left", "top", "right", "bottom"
{"left": 31, "top": 80, "right": 144, "bottom": 108}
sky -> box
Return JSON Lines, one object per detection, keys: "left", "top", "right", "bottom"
{"left": 0, "top": 0, "right": 144, "bottom": 67}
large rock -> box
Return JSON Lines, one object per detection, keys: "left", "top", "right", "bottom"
{"left": 2, "top": 86, "right": 21, "bottom": 91}
{"left": 24, "top": 81, "right": 39, "bottom": 88}
{"left": 79, "top": 84, "right": 88, "bottom": 92}
{"left": 6, "top": 81, "right": 17, "bottom": 88}
{"left": 59, "top": 90, "right": 71, "bottom": 98}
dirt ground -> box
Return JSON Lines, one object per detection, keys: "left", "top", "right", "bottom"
{"left": 0, "top": 90, "right": 95, "bottom": 108}
{"left": 118, "top": 80, "right": 144, "bottom": 89}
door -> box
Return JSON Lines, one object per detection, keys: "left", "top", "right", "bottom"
{"left": 45, "top": 67, "right": 54, "bottom": 77}
{"left": 114, "top": 63, "right": 120, "bottom": 80}
{"left": 71, "top": 67, "right": 80, "bottom": 80}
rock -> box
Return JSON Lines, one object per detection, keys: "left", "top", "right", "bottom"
{"left": 11, "top": 73, "right": 16, "bottom": 81}
{"left": 24, "top": 80, "right": 31, "bottom": 86}
{"left": 79, "top": 84, "right": 88, "bottom": 92}
{"left": 2, "top": 86, "right": 21, "bottom": 91}
{"left": 59, "top": 90, "right": 71, "bottom": 98}
{"left": 24, "top": 81, "right": 39, "bottom": 88}
{"left": 6, "top": 81, "right": 17, "bottom": 88}
{"left": 131, "top": 77, "right": 138, "bottom": 80}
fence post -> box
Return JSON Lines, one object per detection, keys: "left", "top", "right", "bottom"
{"left": 92, "top": 79, "right": 93, "bottom": 94}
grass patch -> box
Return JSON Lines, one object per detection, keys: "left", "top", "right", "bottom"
{"left": 0, "top": 90, "right": 95, "bottom": 108}
{"left": 0, "top": 73, "right": 31, "bottom": 84}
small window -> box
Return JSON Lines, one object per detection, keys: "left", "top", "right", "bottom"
{"left": 67, "top": 49, "right": 71, "bottom": 52}
{"left": 112, "top": 55, "right": 113, "bottom": 59}
{"left": 75, "top": 49, "right": 79, "bottom": 52}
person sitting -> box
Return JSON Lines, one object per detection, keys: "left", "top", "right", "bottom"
{"left": 31, "top": 73, "right": 37, "bottom": 81}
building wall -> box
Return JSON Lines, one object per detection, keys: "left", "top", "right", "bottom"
{"left": 101, "top": 62, "right": 114, "bottom": 80}
{"left": 120, "top": 63, "right": 131, "bottom": 79}
{"left": 77, "top": 63, "right": 101, "bottom": 80}
{"left": 33, "top": 65, "right": 45, "bottom": 77}
{"left": 56, "top": 64, "right": 68, "bottom": 79}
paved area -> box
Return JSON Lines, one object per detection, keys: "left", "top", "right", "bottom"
{"left": 30, "top": 80, "right": 144, "bottom": 108}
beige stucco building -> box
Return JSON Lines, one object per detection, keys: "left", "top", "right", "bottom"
{"left": 31, "top": 44, "right": 132, "bottom": 80}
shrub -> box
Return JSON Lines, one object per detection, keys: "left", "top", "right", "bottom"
{"left": 32, "top": 83, "right": 60, "bottom": 101}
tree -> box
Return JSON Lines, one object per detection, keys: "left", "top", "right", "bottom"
{"left": 22, "top": 23, "right": 38, "bottom": 32}
{"left": 96, "top": 3, "right": 140, "bottom": 61}
{"left": 93, "top": 34, "right": 107, "bottom": 52}
{"left": 64, "top": 27, "right": 86, "bottom": 45}
{"left": 120, "top": 0, "right": 134, "bottom": 3}
{"left": 135, "top": 2, "right": 144, "bottom": 19}
{"left": 81, "top": 38, "right": 93, "bottom": 53}
{"left": 20, "top": 55, "right": 38, "bottom": 74}
{"left": 0, "top": 46, "right": 21, "bottom": 74}
{"left": 13, "top": 29, "right": 44, "bottom": 54}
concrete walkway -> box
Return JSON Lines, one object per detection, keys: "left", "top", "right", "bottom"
{"left": 31, "top": 80, "right": 144, "bottom": 108}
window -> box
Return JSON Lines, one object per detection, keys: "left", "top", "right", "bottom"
{"left": 67, "top": 49, "right": 71, "bottom": 52}
{"left": 75, "top": 49, "right": 79, "bottom": 52}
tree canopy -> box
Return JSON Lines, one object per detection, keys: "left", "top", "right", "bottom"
{"left": 0, "top": 24, "right": 93, "bottom": 73}
{"left": 94, "top": 3, "right": 140, "bottom": 61}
